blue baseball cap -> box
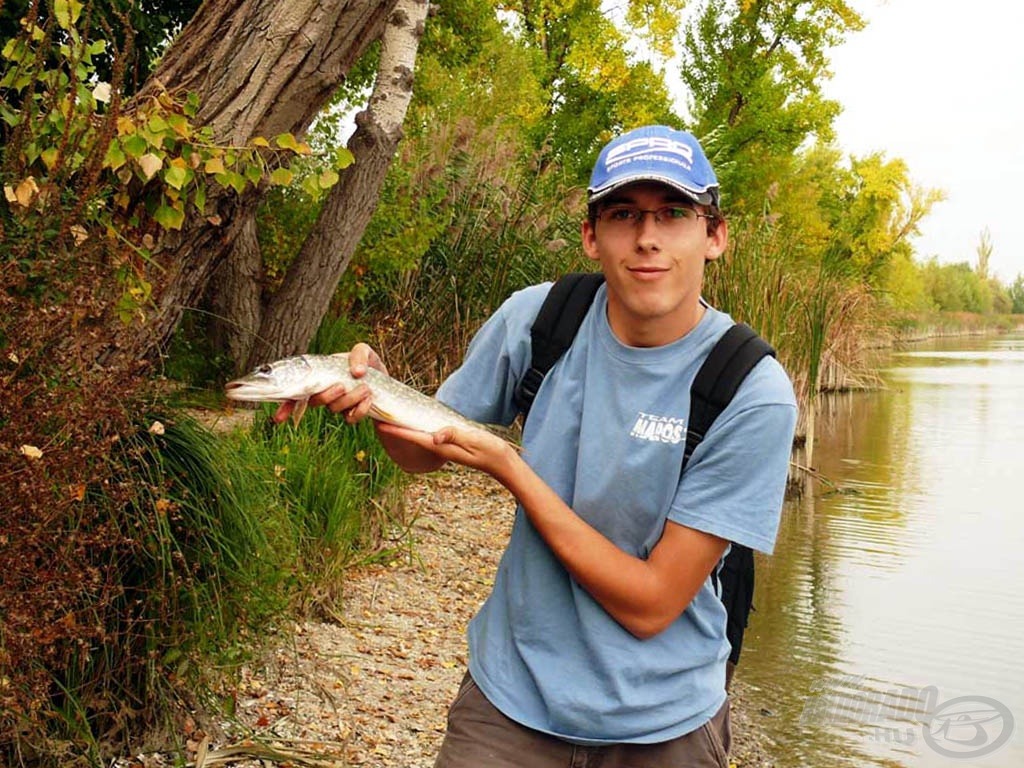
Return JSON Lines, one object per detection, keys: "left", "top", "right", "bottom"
{"left": 587, "top": 125, "right": 719, "bottom": 207}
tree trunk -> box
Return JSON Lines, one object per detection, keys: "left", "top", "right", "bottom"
{"left": 117, "top": 0, "right": 396, "bottom": 362}
{"left": 251, "top": 0, "right": 429, "bottom": 362}
{"left": 209, "top": 209, "right": 263, "bottom": 372}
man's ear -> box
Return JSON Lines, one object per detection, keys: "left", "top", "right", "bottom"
{"left": 705, "top": 218, "right": 728, "bottom": 262}
{"left": 582, "top": 219, "right": 600, "bottom": 262}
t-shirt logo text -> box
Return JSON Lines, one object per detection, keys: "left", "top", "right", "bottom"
{"left": 630, "top": 412, "right": 686, "bottom": 445}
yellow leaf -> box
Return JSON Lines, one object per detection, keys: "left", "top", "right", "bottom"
{"left": 19, "top": 444, "right": 43, "bottom": 460}
{"left": 40, "top": 147, "right": 59, "bottom": 171}
{"left": 250, "top": 136, "right": 270, "bottom": 147}
{"left": 268, "top": 167, "right": 293, "bottom": 186}
{"left": 204, "top": 157, "right": 226, "bottom": 175}
{"left": 138, "top": 153, "right": 163, "bottom": 181}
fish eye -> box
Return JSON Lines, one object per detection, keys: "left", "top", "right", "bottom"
{"left": 258, "top": 364, "right": 273, "bottom": 374}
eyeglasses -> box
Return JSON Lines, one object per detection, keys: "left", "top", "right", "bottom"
{"left": 597, "top": 205, "right": 713, "bottom": 232}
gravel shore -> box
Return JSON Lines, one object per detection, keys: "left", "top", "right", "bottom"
{"left": 181, "top": 467, "right": 777, "bottom": 767}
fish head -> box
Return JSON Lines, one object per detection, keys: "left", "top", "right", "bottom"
{"left": 224, "top": 354, "right": 347, "bottom": 402}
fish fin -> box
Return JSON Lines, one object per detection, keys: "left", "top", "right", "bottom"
{"left": 290, "top": 398, "right": 309, "bottom": 426}
{"left": 369, "top": 404, "right": 403, "bottom": 427}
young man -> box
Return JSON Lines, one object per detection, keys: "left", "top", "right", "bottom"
{"left": 279, "top": 125, "right": 797, "bottom": 766}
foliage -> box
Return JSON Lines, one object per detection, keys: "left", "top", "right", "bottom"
{"left": 1, "top": 1, "right": 345, "bottom": 324}
{"left": 496, "top": 0, "right": 683, "bottom": 180}
{"left": 0, "top": 0, "right": 203, "bottom": 93}
{"left": 0, "top": 367, "right": 405, "bottom": 765}
{"left": 704, "top": 215, "right": 874, "bottom": 400}
{"left": 356, "top": 121, "right": 588, "bottom": 390}
{"left": 681, "top": 0, "right": 863, "bottom": 212}
{"left": 1010, "top": 274, "right": 1024, "bottom": 314}
{"left": 920, "top": 259, "right": 995, "bottom": 314}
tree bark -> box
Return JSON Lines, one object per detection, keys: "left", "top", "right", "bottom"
{"left": 250, "top": 0, "right": 429, "bottom": 362}
{"left": 209, "top": 209, "right": 263, "bottom": 372}
{"left": 117, "top": 0, "right": 397, "bottom": 362}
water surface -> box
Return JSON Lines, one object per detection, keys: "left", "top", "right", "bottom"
{"left": 741, "top": 332, "right": 1024, "bottom": 766}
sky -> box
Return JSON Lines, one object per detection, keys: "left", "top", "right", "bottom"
{"left": 821, "top": 0, "right": 1024, "bottom": 283}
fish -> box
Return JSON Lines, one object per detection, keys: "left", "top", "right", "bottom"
{"left": 225, "top": 352, "right": 489, "bottom": 434}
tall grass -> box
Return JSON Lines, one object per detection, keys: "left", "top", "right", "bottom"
{"left": 704, "top": 218, "right": 876, "bottom": 454}
{"left": 1, "top": 397, "right": 406, "bottom": 766}
{"left": 237, "top": 405, "right": 409, "bottom": 616}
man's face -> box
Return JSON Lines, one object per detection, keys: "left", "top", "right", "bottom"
{"left": 582, "top": 182, "right": 727, "bottom": 347}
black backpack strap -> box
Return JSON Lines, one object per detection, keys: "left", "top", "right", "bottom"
{"left": 513, "top": 272, "right": 605, "bottom": 419}
{"left": 684, "top": 322, "right": 775, "bottom": 669}
{"left": 682, "top": 322, "right": 775, "bottom": 474}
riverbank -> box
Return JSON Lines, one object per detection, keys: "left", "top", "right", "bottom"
{"left": 167, "top": 466, "right": 777, "bottom": 767}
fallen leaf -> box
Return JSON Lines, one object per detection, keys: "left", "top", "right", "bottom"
{"left": 19, "top": 444, "right": 43, "bottom": 460}
{"left": 148, "top": 420, "right": 165, "bottom": 435}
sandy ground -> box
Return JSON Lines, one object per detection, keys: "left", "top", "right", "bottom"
{"left": 121, "top": 466, "right": 777, "bottom": 767}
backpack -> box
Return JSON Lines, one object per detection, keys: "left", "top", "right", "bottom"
{"left": 512, "top": 272, "right": 775, "bottom": 669}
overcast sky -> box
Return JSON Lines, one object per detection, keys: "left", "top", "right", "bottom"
{"left": 822, "top": 0, "right": 1024, "bottom": 283}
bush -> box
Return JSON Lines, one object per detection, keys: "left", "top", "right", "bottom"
{"left": 0, "top": 367, "right": 404, "bottom": 765}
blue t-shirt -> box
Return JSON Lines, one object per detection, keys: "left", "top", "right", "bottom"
{"left": 436, "top": 282, "right": 797, "bottom": 745}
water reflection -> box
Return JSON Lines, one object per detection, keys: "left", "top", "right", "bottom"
{"left": 740, "top": 332, "right": 1024, "bottom": 766}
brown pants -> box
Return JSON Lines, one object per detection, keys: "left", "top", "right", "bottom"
{"left": 434, "top": 673, "right": 732, "bottom": 768}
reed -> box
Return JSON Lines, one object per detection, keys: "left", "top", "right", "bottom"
{"left": 705, "top": 219, "right": 875, "bottom": 455}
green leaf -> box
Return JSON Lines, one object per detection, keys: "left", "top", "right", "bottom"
{"left": 122, "top": 134, "right": 148, "bottom": 158}
{"left": 334, "top": 147, "right": 355, "bottom": 169}
{"left": 0, "top": 102, "right": 20, "bottom": 127}
{"left": 244, "top": 162, "right": 263, "bottom": 185}
{"left": 184, "top": 92, "right": 201, "bottom": 118}
{"left": 54, "top": 0, "right": 84, "bottom": 30}
{"left": 164, "top": 165, "right": 189, "bottom": 190}
{"left": 269, "top": 167, "right": 294, "bottom": 186}
{"left": 218, "top": 171, "right": 247, "bottom": 195}
{"left": 193, "top": 184, "right": 206, "bottom": 214}
{"left": 103, "top": 140, "right": 127, "bottom": 174}
{"left": 148, "top": 115, "right": 170, "bottom": 134}
{"left": 301, "top": 174, "right": 321, "bottom": 198}
{"left": 274, "top": 133, "right": 299, "bottom": 151}
{"left": 2, "top": 38, "right": 26, "bottom": 62}
{"left": 153, "top": 203, "right": 185, "bottom": 230}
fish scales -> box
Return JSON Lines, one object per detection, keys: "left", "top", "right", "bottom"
{"left": 225, "top": 352, "right": 486, "bottom": 433}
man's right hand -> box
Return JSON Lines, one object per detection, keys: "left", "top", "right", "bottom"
{"left": 271, "top": 342, "right": 386, "bottom": 425}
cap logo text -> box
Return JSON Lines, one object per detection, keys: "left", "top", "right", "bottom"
{"left": 605, "top": 137, "right": 695, "bottom": 172}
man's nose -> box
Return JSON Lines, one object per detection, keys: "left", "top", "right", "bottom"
{"left": 635, "top": 211, "right": 661, "bottom": 248}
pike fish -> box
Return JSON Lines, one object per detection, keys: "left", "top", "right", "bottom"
{"left": 225, "top": 352, "right": 487, "bottom": 433}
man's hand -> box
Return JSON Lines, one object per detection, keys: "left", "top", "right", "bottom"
{"left": 376, "top": 422, "right": 519, "bottom": 482}
{"left": 272, "top": 342, "right": 386, "bottom": 424}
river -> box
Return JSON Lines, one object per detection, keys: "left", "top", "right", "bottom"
{"left": 740, "top": 331, "right": 1024, "bottom": 767}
